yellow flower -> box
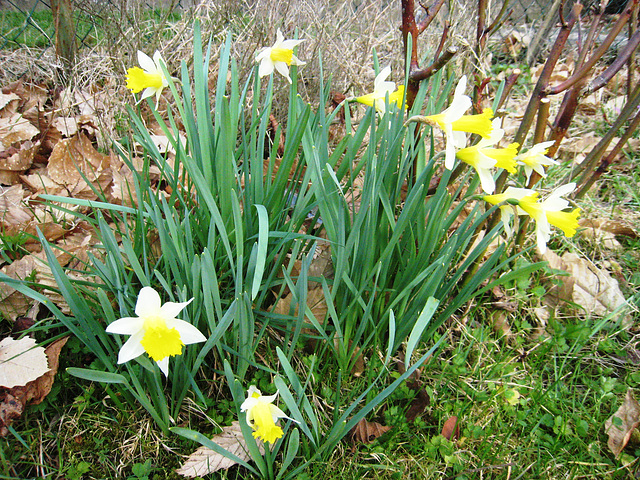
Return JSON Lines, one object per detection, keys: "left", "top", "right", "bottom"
{"left": 240, "top": 386, "right": 296, "bottom": 444}
{"left": 516, "top": 140, "right": 558, "bottom": 184}
{"left": 484, "top": 186, "right": 534, "bottom": 237}
{"left": 353, "top": 66, "right": 405, "bottom": 114}
{"left": 485, "top": 183, "right": 580, "bottom": 253}
{"left": 125, "top": 51, "right": 169, "bottom": 107}
{"left": 456, "top": 118, "right": 518, "bottom": 193}
{"left": 106, "top": 287, "right": 206, "bottom": 376}
{"left": 255, "top": 29, "right": 306, "bottom": 84}
{"left": 416, "top": 76, "right": 493, "bottom": 169}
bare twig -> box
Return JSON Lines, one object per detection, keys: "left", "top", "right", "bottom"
{"left": 410, "top": 46, "right": 458, "bottom": 82}
{"left": 417, "top": 0, "right": 446, "bottom": 34}
{"left": 574, "top": 111, "right": 640, "bottom": 199}
{"left": 587, "top": 28, "right": 640, "bottom": 94}
{"left": 495, "top": 68, "right": 521, "bottom": 111}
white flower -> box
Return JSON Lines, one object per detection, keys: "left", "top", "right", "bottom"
{"left": 125, "top": 51, "right": 170, "bottom": 107}
{"left": 106, "top": 287, "right": 206, "bottom": 376}
{"left": 484, "top": 186, "right": 535, "bottom": 237}
{"left": 240, "top": 386, "right": 297, "bottom": 444}
{"left": 352, "top": 66, "right": 405, "bottom": 114}
{"left": 516, "top": 140, "right": 558, "bottom": 184}
{"left": 255, "top": 29, "right": 305, "bottom": 84}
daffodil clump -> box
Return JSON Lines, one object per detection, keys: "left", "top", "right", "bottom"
{"left": 484, "top": 183, "right": 581, "bottom": 253}
{"left": 106, "top": 287, "right": 206, "bottom": 376}
{"left": 125, "top": 51, "right": 170, "bottom": 106}
{"left": 255, "top": 29, "right": 306, "bottom": 84}
{"left": 352, "top": 66, "right": 405, "bottom": 114}
{"left": 240, "top": 386, "right": 296, "bottom": 444}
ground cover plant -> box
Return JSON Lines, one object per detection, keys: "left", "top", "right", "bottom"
{"left": 1, "top": 0, "right": 640, "bottom": 478}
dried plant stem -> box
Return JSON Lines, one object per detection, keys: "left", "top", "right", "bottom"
{"left": 574, "top": 111, "right": 640, "bottom": 199}
{"left": 565, "top": 81, "right": 640, "bottom": 186}
{"left": 495, "top": 69, "right": 521, "bottom": 111}
{"left": 546, "top": 2, "right": 636, "bottom": 96}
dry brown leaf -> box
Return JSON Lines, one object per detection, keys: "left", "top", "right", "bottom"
{"left": 0, "top": 140, "right": 40, "bottom": 177}
{"left": 0, "top": 93, "right": 20, "bottom": 114}
{"left": 542, "top": 250, "right": 631, "bottom": 324}
{"left": 47, "top": 133, "right": 110, "bottom": 186}
{"left": 605, "top": 389, "right": 640, "bottom": 458}
{"left": 0, "top": 337, "right": 49, "bottom": 388}
{"left": 176, "top": 421, "right": 264, "bottom": 477}
{"left": 0, "top": 336, "right": 67, "bottom": 436}
{"left": 0, "top": 184, "right": 33, "bottom": 229}
{"left": 350, "top": 418, "right": 391, "bottom": 444}
{"left": 0, "top": 114, "right": 39, "bottom": 148}
{"left": 441, "top": 416, "right": 460, "bottom": 441}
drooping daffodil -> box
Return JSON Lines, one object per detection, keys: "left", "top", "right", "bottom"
{"left": 106, "top": 287, "right": 206, "bottom": 376}
{"left": 255, "top": 29, "right": 305, "bottom": 84}
{"left": 456, "top": 118, "right": 519, "bottom": 194}
{"left": 126, "top": 51, "right": 170, "bottom": 107}
{"left": 516, "top": 140, "right": 558, "bottom": 184}
{"left": 483, "top": 186, "right": 535, "bottom": 237}
{"left": 484, "top": 183, "right": 580, "bottom": 253}
{"left": 405, "top": 76, "right": 493, "bottom": 169}
{"left": 352, "top": 65, "right": 405, "bottom": 114}
{"left": 240, "top": 386, "right": 297, "bottom": 444}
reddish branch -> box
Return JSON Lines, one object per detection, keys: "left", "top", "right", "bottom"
{"left": 401, "top": 0, "right": 451, "bottom": 110}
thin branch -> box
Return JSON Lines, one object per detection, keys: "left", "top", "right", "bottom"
{"left": 487, "top": 0, "right": 512, "bottom": 35}
{"left": 587, "top": 27, "right": 640, "bottom": 94}
{"left": 495, "top": 68, "right": 521, "bottom": 111}
{"left": 410, "top": 46, "right": 458, "bottom": 82}
{"left": 546, "top": 2, "right": 635, "bottom": 95}
{"left": 433, "top": 21, "right": 450, "bottom": 60}
{"left": 417, "top": 0, "right": 446, "bottom": 34}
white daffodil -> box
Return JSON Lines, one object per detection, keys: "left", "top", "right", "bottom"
{"left": 240, "top": 386, "right": 297, "bottom": 444}
{"left": 255, "top": 29, "right": 305, "bottom": 84}
{"left": 456, "top": 118, "right": 519, "bottom": 194}
{"left": 106, "top": 287, "right": 206, "bottom": 376}
{"left": 125, "top": 51, "right": 170, "bottom": 107}
{"left": 516, "top": 140, "right": 558, "bottom": 184}
{"left": 352, "top": 66, "right": 405, "bottom": 114}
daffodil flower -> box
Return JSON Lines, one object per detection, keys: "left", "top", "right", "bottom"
{"left": 484, "top": 183, "right": 580, "bottom": 253}
{"left": 255, "top": 29, "right": 305, "bottom": 84}
{"left": 406, "top": 76, "right": 493, "bottom": 169}
{"left": 352, "top": 66, "right": 405, "bottom": 114}
{"left": 516, "top": 140, "right": 558, "bottom": 184}
{"left": 126, "top": 51, "right": 170, "bottom": 107}
{"left": 456, "top": 118, "right": 519, "bottom": 194}
{"left": 106, "top": 287, "right": 206, "bottom": 376}
{"left": 240, "top": 386, "right": 297, "bottom": 444}
{"left": 484, "top": 186, "right": 534, "bottom": 237}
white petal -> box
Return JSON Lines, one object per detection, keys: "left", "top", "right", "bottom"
{"left": 255, "top": 47, "right": 270, "bottom": 62}
{"left": 444, "top": 129, "right": 457, "bottom": 170}
{"left": 241, "top": 396, "right": 259, "bottom": 412}
{"left": 172, "top": 319, "right": 206, "bottom": 344}
{"left": 157, "top": 357, "right": 170, "bottom": 377}
{"left": 258, "top": 58, "right": 275, "bottom": 78}
{"left": 551, "top": 182, "right": 576, "bottom": 198}
{"left": 152, "top": 51, "right": 164, "bottom": 71}
{"left": 374, "top": 66, "right": 391, "bottom": 91}
{"left": 290, "top": 54, "right": 306, "bottom": 66}
{"left": 135, "top": 287, "right": 162, "bottom": 317}
{"left": 106, "top": 316, "right": 144, "bottom": 335}
{"left": 268, "top": 403, "right": 295, "bottom": 422}
{"left": 478, "top": 167, "right": 496, "bottom": 194}
{"left": 160, "top": 297, "right": 193, "bottom": 319}
{"left": 444, "top": 95, "right": 472, "bottom": 123}
{"left": 117, "top": 331, "right": 145, "bottom": 363}
{"left": 275, "top": 29, "right": 285, "bottom": 46}
{"left": 140, "top": 87, "right": 157, "bottom": 101}
{"left": 454, "top": 75, "right": 467, "bottom": 98}
{"left": 535, "top": 221, "right": 550, "bottom": 253}
{"left": 451, "top": 130, "right": 467, "bottom": 149}
{"left": 279, "top": 39, "right": 304, "bottom": 49}
{"left": 500, "top": 207, "right": 514, "bottom": 237}
{"left": 274, "top": 62, "right": 292, "bottom": 83}
{"left": 137, "top": 51, "right": 156, "bottom": 73}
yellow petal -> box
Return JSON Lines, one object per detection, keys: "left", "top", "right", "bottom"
{"left": 126, "top": 67, "right": 163, "bottom": 94}
{"left": 486, "top": 142, "right": 519, "bottom": 173}
{"left": 483, "top": 192, "right": 508, "bottom": 206}
{"left": 451, "top": 108, "right": 493, "bottom": 138}
{"left": 251, "top": 401, "right": 283, "bottom": 443}
{"left": 270, "top": 47, "right": 294, "bottom": 65}
{"left": 547, "top": 208, "right": 580, "bottom": 237}
{"left": 456, "top": 145, "right": 481, "bottom": 167}
{"left": 517, "top": 193, "right": 543, "bottom": 221}
{"left": 389, "top": 85, "right": 405, "bottom": 108}
{"left": 140, "top": 316, "right": 184, "bottom": 362}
